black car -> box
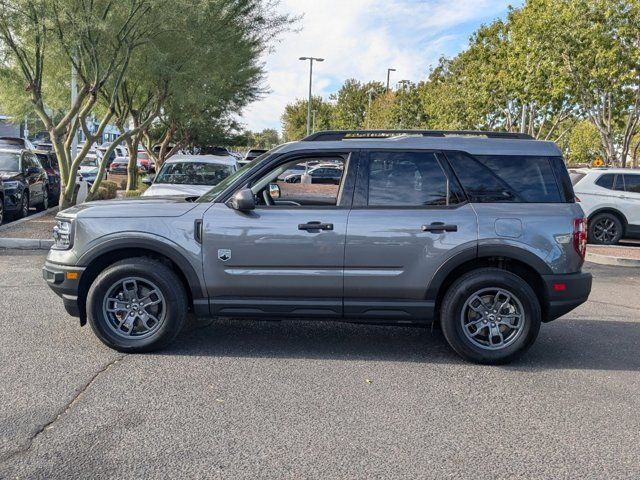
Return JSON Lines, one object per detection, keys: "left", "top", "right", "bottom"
{"left": 284, "top": 165, "right": 343, "bottom": 184}
{"left": 0, "top": 149, "right": 49, "bottom": 218}
{"left": 35, "top": 150, "right": 61, "bottom": 205}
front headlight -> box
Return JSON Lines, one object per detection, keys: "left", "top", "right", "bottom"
{"left": 52, "top": 220, "right": 73, "bottom": 250}
{"left": 3, "top": 180, "right": 19, "bottom": 189}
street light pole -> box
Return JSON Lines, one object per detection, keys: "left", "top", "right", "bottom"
{"left": 299, "top": 56, "right": 324, "bottom": 137}
{"left": 386, "top": 68, "right": 396, "bottom": 91}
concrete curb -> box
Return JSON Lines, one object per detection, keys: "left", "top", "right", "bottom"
{"left": 0, "top": 205, "right": 59, "bottom": 233}
{"left": 0, "top": 238, "right": 54, "bottom": 250}
{"left": 586, "top": 252, "right": 640, "bottom": 267}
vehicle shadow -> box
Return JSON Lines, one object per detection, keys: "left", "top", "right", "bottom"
{"left": 160, "top": 316, "right": 640, "bottom": 372}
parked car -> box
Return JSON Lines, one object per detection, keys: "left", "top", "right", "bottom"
{"left": 34, "top": 150, "right": 61, "bottom": 205}
{"left": 136, "top": 150, "right": 155, "bottom": 173}
{"left": 43, "top": 129, "right": 591, "bottom": 364}
{"left": 141, "top": 154, "right": 237, "bottom": 197}
{"left": 78, "top": 156, "right": 106, "bottom": 186}
{"left": 0, "top": 136, "right": 36, "bottom": 151}
{"left": 571, "top": 168, "right": 640, "bottom": 244}
{"left": 108, "top": 157, "right": 128, "bottom": 174}
{"left": 0, "top": 148, "right": 49, "bottom": 218}
{"left": 238, "top": 148, "right": 267, "bottom": 167}
{"left": 284, "top": 165, "right": 343, "bottom": 184}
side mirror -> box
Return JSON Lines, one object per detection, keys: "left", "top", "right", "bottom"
{"left": 268, "top": 183, "right": 281, "bottom": 200}
{"left": 27, "top": 166, "right": 40, "bottom": 175}
{"left": 228, "top": 188, "right": 255, "bottom": 211}
{"left": 142, "top": 176, "right": 153, "bottom": 185}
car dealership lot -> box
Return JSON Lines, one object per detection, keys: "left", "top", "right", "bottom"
{"left": 1, "top": 251, "right": 639, "bottom": 479}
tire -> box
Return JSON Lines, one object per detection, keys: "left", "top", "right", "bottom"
{"left": 36, "top": 187, "right": 49, "bottom": 211}
{"left": 440, "top": 268, "right": 541, "bottom": 365}
{"left": 87, "top": 257, "right": 188, "bottom": 353}
{"left": 588, "top": 212, "right": 623, "bottom": 245}
{"left": 16, "top": 191, "right": 29, "bottom": 219}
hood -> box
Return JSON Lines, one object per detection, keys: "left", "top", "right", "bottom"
{"left": 59, "top": 196, "right": 199, "bottom": 219}
{"left": 141, "top": 183, "right": 212, "bottom": 197}
{"left": 0, "top": 171, "right": 20, "bottom": 181}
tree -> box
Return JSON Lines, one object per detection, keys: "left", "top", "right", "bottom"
{"left": 281, "top": 96, "right": 333, "bottom": 141}
{"left": 330, "top": 79, "right": 385, "bottom": 130}
{"left": 567, "top": 121, "right": 603, "bottom": 166}
{"left": 517, "top": 0, "right": 640, "bottom": 165}
{"left": 0, "top": 0, "right": 159, "bottom": 207}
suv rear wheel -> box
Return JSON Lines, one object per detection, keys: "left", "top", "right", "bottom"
{"left": 588, "top": 212, "right": 623, "bottom": 245}
{"left": 87, "top": 257, "right": 187, "bottom": 352}
{"left": 440, "top": 268, "right": 541, "bottom": 364}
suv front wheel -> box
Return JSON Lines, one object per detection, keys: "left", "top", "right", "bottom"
{"left": 440, "top": 269, "right": 541, "bottom": 365}
{"left": 87, "top": 257, "right": 188, "bottom": 352}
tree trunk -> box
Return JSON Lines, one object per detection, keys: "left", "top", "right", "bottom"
{"left": 125, "top": 136, "right": 140, "bottom": 191}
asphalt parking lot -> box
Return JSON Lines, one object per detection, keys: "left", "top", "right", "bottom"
{"left": 0, "top": 252, "right": 639, "bottom": 479}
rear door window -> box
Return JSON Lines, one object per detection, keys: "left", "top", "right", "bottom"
{"left": 366, "top": 151, "right": 463, "bottom": 207}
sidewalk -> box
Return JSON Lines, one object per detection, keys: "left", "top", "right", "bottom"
{"left": 587, "top": 244, "right": 640, "bottom": 267}
{"left": 0, "top": 207, "right": 57, "bottom": 250}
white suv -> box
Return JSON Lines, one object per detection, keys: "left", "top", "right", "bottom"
{"left": 571, "top": 168, "right": 640, "bottom": 244}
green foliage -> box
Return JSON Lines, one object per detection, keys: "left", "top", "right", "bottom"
{"left": 100, "top": 180, "right": 119, "bottom": 198}
{"left": 281, "top": 96, "right": 333, "bottom": 141}
{"left": 329, "top": 79, "right": 385, "bottom": 130}
{"left": 567, "top": 121, "right": 602, "bottom": 166}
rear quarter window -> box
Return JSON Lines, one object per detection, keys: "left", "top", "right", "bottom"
{"left": 595, "top": 174, "right": 615, "bottom": 190}
{"left": 446, "top": 152, "right": 567, "bottom": 203}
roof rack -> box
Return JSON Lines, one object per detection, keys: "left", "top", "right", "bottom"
{"left": 302, "top": 130, "right": 534, "bottom": 141}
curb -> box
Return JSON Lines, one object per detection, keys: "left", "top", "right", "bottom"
{"left": 0, "top": 238, "right": 54, "bottom": 250}
{"left": 586, "top": 252, "right": 640, "bottom": 267}
{"left": 0, "top": 205, "right": 59, "bottom": 233}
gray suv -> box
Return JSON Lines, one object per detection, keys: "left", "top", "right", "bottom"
{"left": 43, "top": 130, "right": 592, "bottom": 364}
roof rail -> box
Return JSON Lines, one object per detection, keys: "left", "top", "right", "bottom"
{"left": 302, "top": 130, "right": 534, "bottom": 141}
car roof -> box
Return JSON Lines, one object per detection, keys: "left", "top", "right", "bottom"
{"left": 0, "top": 148, "right": 22, "bottom": 155}
{"left": 278, "top": 134, "right": 562, "bottom": 157}
{"left": 165, "top": 154, "right": 237, "bottom": 166}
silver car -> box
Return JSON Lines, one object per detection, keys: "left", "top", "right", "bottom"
{"left": 43, "top": 130, "right": 592, "bottom": 364}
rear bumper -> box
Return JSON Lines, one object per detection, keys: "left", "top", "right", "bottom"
{"left": 42, "top": 261, "right": 85, "bottom": 318}
{"left": 542, "top": 272, "right": 592, "bottom": 322}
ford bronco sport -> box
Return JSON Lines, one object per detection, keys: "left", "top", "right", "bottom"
{"left": 43, "top": 130, "right": 592, "bottom": 364}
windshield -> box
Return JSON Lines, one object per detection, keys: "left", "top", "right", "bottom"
{"left": 197, "top": 151, "right": 270, "bottom": 202}
{"left": 81, "top": 158, "right": 98, "bottom": 167}
{"left": 0, "top": 152, "right": 20, "bottom": 171}
{"left": 155, "top": 161, "right": 235, "bottom": 186}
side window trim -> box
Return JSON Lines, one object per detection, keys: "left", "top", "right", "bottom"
{"left": 353, "top": 149, "right": 467, "bottom": 209}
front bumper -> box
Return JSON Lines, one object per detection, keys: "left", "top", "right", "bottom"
{"left": 542, "top": 272, "right": 592, "bottom": 322}
{"left": 42, "top": 261, "right": 86, "bottom": 318}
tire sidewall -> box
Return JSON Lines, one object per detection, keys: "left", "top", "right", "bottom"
{"left": 441, "top": 270, "right": 541, "bottom": 364}
{"left": 87, "top": 260, "right": 187, "bottom": 352}
{"left": 588, "top": 213, "right": 622, "bottom": 245}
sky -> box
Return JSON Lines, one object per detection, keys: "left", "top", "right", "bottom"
{"left": 239, "top": 0, "right": 515, "bottom": 133}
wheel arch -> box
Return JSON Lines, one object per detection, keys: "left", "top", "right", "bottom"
{"left": 428, "top": 245, "right": 550, "bottom": 321}
{"left": 76, "top": 237, "right": 206, "bottom": 325}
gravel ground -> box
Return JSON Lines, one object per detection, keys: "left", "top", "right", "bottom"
{"left": 0, "top": 211, "right": 57, "bottom": 239}
{"left": 0, "top": 252, "right": 639, "bottom": 479}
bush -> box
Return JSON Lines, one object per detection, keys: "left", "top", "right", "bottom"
{"left": 122, "top": 189, "right": 143, "bottom": 198}
{"left": 92, "top": 187, "right": 110, "bottom": 201}
{"left": 101, "top": 180, "right": 118, "bottom": 198}
{"left": 119, "top": 178, "right": 127, "bottom": 190}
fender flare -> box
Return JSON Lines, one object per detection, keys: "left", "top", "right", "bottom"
{"left": 77, "top": 234, "right": 205, "bottom": 299}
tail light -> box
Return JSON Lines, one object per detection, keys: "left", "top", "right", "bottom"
{"left": 575, "top": 195, "right": 581, "bottom": 202}
{"left": 573, "top": 218, "right": 587, "bottom": 258}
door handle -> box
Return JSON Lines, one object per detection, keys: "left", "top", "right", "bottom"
{"left": 298, "top": 221, "right": 334, "bottom": 231}
{"left": 421, "top": 222, "right": 458, "bottom": 233}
